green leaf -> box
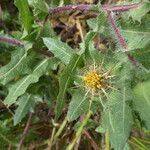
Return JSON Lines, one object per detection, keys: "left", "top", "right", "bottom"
{"left": 14, "top": 93, "right": 42, "bottom": 125}
{"left": 121, "top": 28, "right": 150, "bottom": 50}
{"left": 132, "top": 46, "right": 150, "bottom": 69}
{"left": 87, "top": 16, "right": 150, "bottom": 51}
{"left": 33, "top": 0, "right": 48, "bottom": 13}
{"left": 55, "top": 54, "right": 83, "bottom": 119}
{"left": 80, "top": 31, "right": 96, "bottom": 56}
{"left": 133, "top": 80, "right": 150, "bottom": 129}
{"left": 101, "top": 89, "right": 133, "bottom": 150}
{"left": 0, "top": 48, "right": 32, "bottom": 85}
{"left": 67, "top": 89, "right": 89, "bottom": 121}
{"left": 4, "top": 58, "right": 50, "bottom": 106}
{"left": 124, "top": 1, "right": 150, "bottom": 22}
{"left": 15, "top": 0, "right": 33, "bottom": 33}
{"left": 0, "top": 121, "right": 16, "bottom": 147}
{"left": 43, "top": 38, "right": 74, "bottom": 64}
{"left": 32, "top": 0, "right": 49, "bottom": 19}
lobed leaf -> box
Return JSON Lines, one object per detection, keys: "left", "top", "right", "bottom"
{"left": 67, "top": 89, "right": 89, "bottom": 121}
{"left": 43, "top": 38, "right": 74, "bottom": 64}
{"left": 101, "top": 89, "right": 133, "bottom": 150}
{"left": 0, "top": 48, "right": 32, "bottom": 85}
{"left": 14, "top": 93, "right": 42, "bottom": 125}
{"left": 124, "top": 0, "right": 150, "bottom": 22}
{"left": 4, "top": 58, "right": 50, "bottom": 106}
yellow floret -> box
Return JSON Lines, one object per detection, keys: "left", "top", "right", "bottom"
{"left": 83, "top": 71, "right": 103, "bottom": 89}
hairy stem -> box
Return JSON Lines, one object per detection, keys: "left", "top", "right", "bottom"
{"left": 0, "top": 36, "right": 23, "bottom": 46}
{"left": 107, "top": 11, "right": 127, "bottom": 49}
{"left": 49, "top": 3, "right": 142, "bottom": 14}
{"left": 107, "top": 11, "right": 139, "bottom": 66}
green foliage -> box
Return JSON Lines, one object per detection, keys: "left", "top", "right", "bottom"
{"left": 4, "top": 58, "right": 50, "bottom": 106}
{"left": 55, "top": 54, "right": 83, "bottom": 119}
{"left": 133, "top": 80, "right": 150, "bottom": 129}
{"left": 0, "top": 48, "right": 32, "bottom": 85}
{"left": 124, "top": 0, "right": 150, "bottom": 22}
{"left": 15, "top": 0, "right": 33, "bottom": 33}
{"left": 43, "top": 38, "right": 74, "bottom": 64}
{"left": 67, "top": 89, "right": 89, "bottom": 121}
{"left": 102, "top": 90, "right": 133, "bottom": 150}
{"left": 0, "top": 1, "right": 150, "bottom": 149}
{"left": 14, "top": 93, "right": 42, "bottom": 125}
{"left": 87, "top": 9, "right": 150, "bottom": 51}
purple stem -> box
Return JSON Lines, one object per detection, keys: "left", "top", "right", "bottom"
{"left": 107, "top": 11, "right": 127, "bottom": 49}
{"left": 0, "top": 36, "right": 23, "bottom": 46}
{"left": 49, "top": 5, "right": 91, "bottom": 14}
{"left": 107, "top": 12, "right": 138, "bottom": 66}
{"left": 103, "top": 2, "right": 142, "bottom": 12}
{"left": 49, "top": 3, "right": 142, "bottom": 14}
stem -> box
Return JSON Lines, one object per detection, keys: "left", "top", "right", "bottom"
{"left": 131, "top": 137, "right": 149, "bottom": 150}
{"left": 66, "top": 110, "right": 92, "bottom": 150}
{"left": 53, "top": 117, "right": 68, "bottom": 144}
{"left": 129, "top": 140, "right": 147, "bottom": 150}
{"left": 49, "top": 5, "right": 92, "bottom": 14}
{"left": 84, "top": 131, "right": 100, "bottom": 150}
{"left": 107, "top": 11, "right": 140, "bottom": 66}
{"left": 126, "top": 53, "right": 138, "bottom": 66}
{"left": 137, "top": 138, "right": 150, "bottom": 144}
{"left": 0, "top": 36, "right": 23, "bottom": 46}
{"left": 105, "top": 131, "right": 110, "bottom": 150}
{"left": 17, "top": 112, "right": 33, "bottom": 150}
{"left": 49, "top": 3, "right": 142, "bottom": 14}
{"left": 47, "top": 127, "right": 56, "bottom": 150}
{"left": 103, "top": 3, "right": 143, "bottom": 12}
{"left": 107, "top": 11, "right": 127, "bottom": 49}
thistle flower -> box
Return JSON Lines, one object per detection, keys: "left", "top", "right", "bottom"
{"left": 76, "top": 60, "right": 116, "bottom": 98}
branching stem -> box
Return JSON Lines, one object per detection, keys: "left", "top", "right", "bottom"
{"left": 49, "top": 3, "right": 142, "bottom": 14}
{"left": 66, "top": 110, "right": 92, "bottom": 150}
{"left": 53, "top": 117, "right": 68, "bottom": 144}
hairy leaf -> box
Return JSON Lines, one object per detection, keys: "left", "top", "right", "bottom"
{"left": 133, "top": 80, "right": 150, "bottom": 129}
{"left": 102, "top": 90, "right": 133, "bottom": 150}
{"left": 124, "top": 0, "right": 150, "bottom": 22}
{"left": 87, "top": 16, "right": 150, "bottom": 51}
{"left": 67, "top": 89, "right": 89, "bottom": 121}
{"left": 121, "top": 28, "right": 150, "bottom": 50}
{"left": 14, "top": 93, "right": 42, "bottom": 125}
{"left": 55, "top": 54, "right": 83, "bottom": 119}
{"left": 43, "top": 38, "right": 74, "bottom": 64}
{"left": 132, "top": 46, "right": 150, "bottom": 69}
{"left": 4, "top": 58, "right": 50, "bottom": 106}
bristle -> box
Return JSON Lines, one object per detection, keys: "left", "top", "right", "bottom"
{"left": 49, "top": 5, "right": 93, "bottom": 14}
{"left": 103, "top": 2, "right": 143, "bottom": 12}
{"left": 49, "top": 3, "right": 142, "bottom": 15}
{"left": 107, "top": 12, "right": 128, "bottom": 51}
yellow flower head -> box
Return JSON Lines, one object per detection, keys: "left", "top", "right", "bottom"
{"left": 83, "top": 71, "right": 104, "bottom": 90}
